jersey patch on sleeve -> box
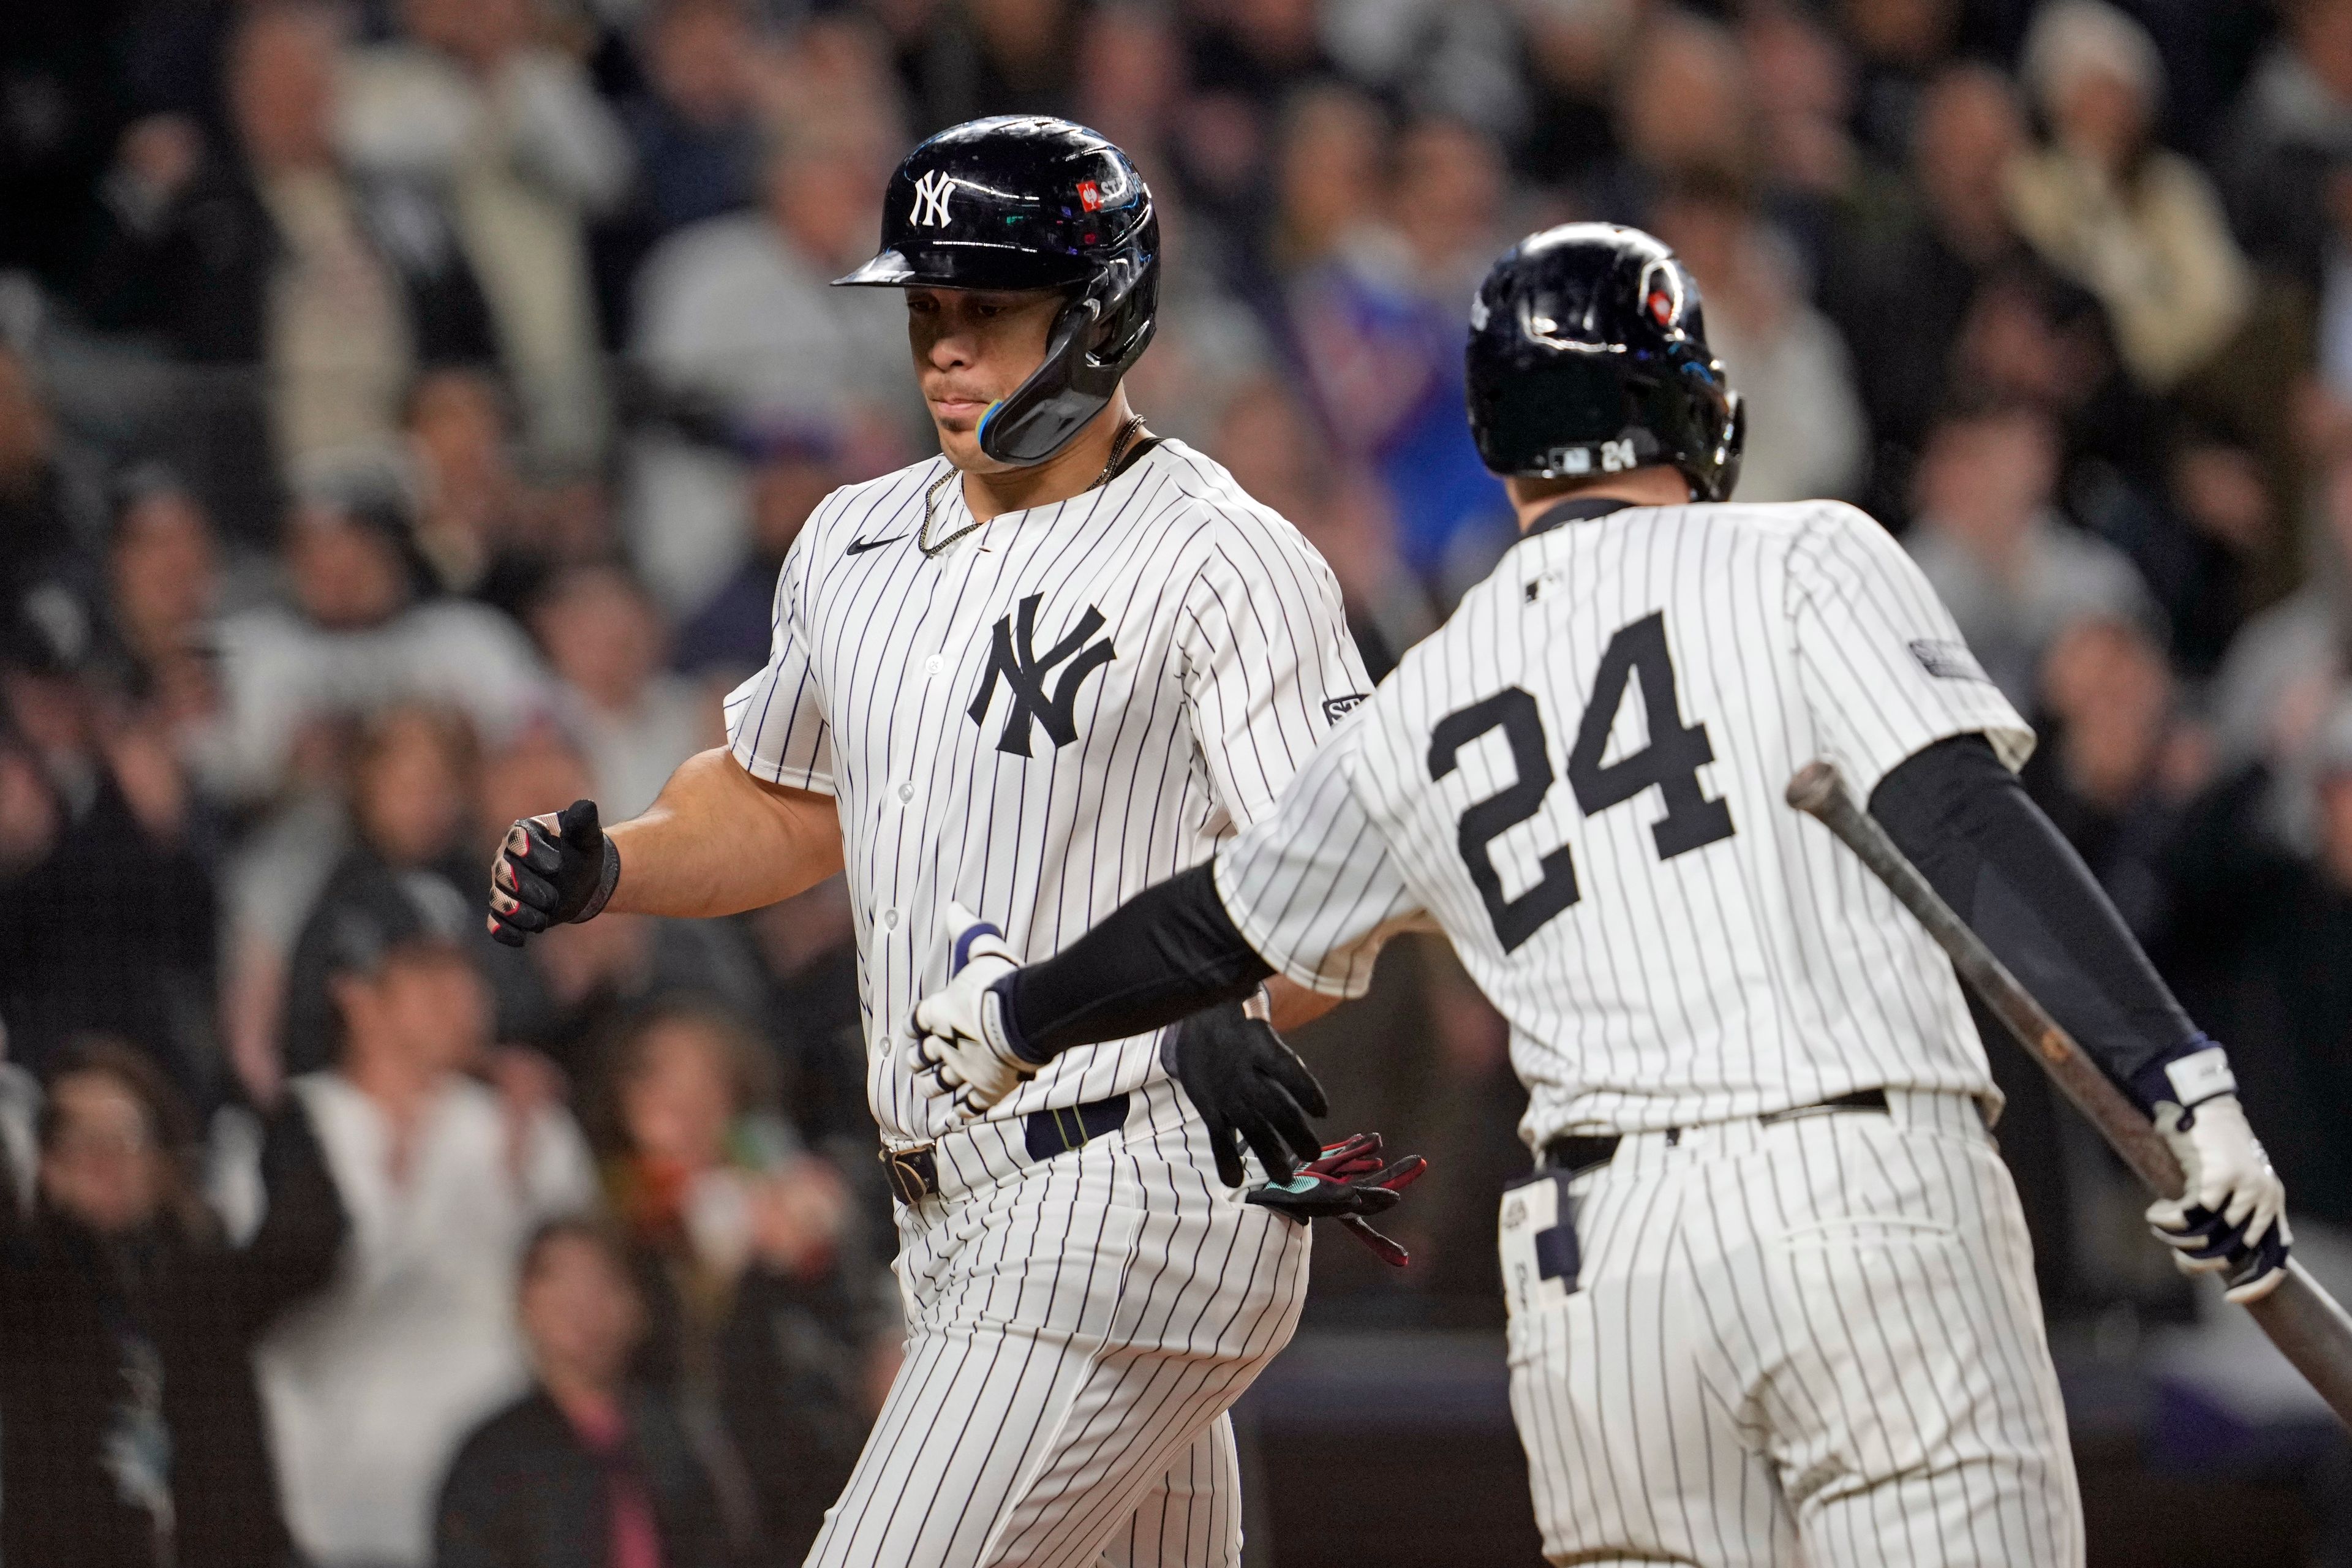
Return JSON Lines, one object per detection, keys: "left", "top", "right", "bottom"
{"left": 1908, "top": 639, "right": 1990, "bottom": 684}
{"left": 1322, "top": 693, "right": 1369, "bottom": 723}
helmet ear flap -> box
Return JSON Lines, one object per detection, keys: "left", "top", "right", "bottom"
{"left": 978, "top": 221, "right": 1161, "bottom": 467}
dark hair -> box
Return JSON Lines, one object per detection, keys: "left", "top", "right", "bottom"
{"left": 38, "top": 1036, "right": 217, "bottom": 1242}
{"left": 518, "top": 1215, "right": 638, "bottom": 1297}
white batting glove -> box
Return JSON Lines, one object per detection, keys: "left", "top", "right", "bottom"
{"left": 2146, "top": 1094, "right": 2291, "bottom": 1304}
{"left": 902, "top": 903, "right": 1044, "bottom": 1118}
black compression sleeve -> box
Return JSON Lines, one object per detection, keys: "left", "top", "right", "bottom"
{"left": 1004, "top": 864, "right": 1275, "bottom": 1059}
{"left": 1869, "top": 734, "right": 2201, "bottom": 1109}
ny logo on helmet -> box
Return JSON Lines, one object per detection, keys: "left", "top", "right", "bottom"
{"left": 912, "top": 170, "right": 959, "bottom": 227}
{"left": 969, "top": 595, "right": 1117, "bottom": 756}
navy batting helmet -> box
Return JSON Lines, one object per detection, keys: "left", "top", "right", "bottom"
{"left": 1465, "top": 224, "right": 1744, "bottom": 503}
{"left": 835, "top": 116, "right": 1159, "bottom": 467}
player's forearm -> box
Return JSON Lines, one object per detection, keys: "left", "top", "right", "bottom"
{"left": 604, "top": 748, "right": 844, "bottom": 919}
{"left": 1869, "top": 734, "right": 2211, "bottom": 1112}
{"left": 1003, "top": 864, "right": 1273, "bottom": 1057}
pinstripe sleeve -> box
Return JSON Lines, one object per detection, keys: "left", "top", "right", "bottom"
{"left": 1212, "top": 720, "right": 1423, "bottom": 998}
{"left": 722, "top": 535, "right": 835, "bottom": 794}
{"left": 1177, "top": 512, "right": 1373, "bottom": 831}
{"left": 1789, "top": 503, "right": 2035, "bottom": 798}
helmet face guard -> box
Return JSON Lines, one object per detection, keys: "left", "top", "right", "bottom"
{"left": 835, "top": 116, "right": 1160, "bottom": 468}
{"left": 1466, "top": 224, "right": 1745, "bottom": 503}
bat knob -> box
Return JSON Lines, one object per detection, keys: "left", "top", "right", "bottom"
{"left": 1785, "top": 761, "right": 1843, "bottom": 814}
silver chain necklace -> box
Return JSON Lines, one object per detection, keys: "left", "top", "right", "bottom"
{"left": 918, "top": 416, "right": 1150, "bottom": 558}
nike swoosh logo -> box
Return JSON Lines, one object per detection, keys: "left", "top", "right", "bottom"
{"left": 846, "top": 533, "right": 909, "bottom": 556}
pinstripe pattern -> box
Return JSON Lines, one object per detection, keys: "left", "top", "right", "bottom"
{"left": 724, "top": 440, "right": 1368, "bottom": 1145}
{"left": 807, "top": 1080, "right": 1308, "bottom": 1567}
{"left": 1499, "top": 1094, "right": 2080, "bottom": 1566}
{"left": 722, "top": 442, "right": 1363, "bottom": 1564}
{"left": 1215, "top": 499, "right": 2035, "bottom": 1140}
{"left": 1202, "top": 499, "right": 2081, "bottom": 1563}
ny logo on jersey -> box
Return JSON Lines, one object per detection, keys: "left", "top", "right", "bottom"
{"left": 969, "top": 595, "right": 1117, "bottom": 756}
{"left": 911, "top": 170, "right": 959, "bottom": 227}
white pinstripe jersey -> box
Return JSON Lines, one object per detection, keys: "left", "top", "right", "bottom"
{"left": 1213, "top": 497, "right": 2035, "bottom": 1148}
{"left": 725, "top": 441, "right": 1369, "bottom": 1145}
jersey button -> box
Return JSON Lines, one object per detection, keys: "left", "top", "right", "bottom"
{"left": 897, "top": 781, "right": 916, "bottom": 804}
{"left": 925, "top": 655, "right": 944, "bottom": 676}
{"left": 882, "top": 908, "right": 900, "bottom": 931}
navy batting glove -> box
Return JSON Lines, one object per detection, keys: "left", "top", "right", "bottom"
{"left": 488, "top": 799, "right": 619, "bottom": 947}
{"left": 1247, "top": 1132, "right": 1429, "bottom": 1267}
{"left": 1163, "top": 1000, "right": 1328, "bottom": 1188}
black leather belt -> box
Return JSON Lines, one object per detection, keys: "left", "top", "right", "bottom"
{"left": 1542, "top": 1088, "right": 1891, "bottom": 1180}
{"left": 880, "top": 1093, "right": 1132, "bottom": 1205}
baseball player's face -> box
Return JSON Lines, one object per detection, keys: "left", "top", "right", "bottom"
{"left": 905, "top": 285, "right": 1063, "bottom": 472}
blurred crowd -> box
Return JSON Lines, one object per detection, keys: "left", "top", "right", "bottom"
{"left": 7, "top": 0, "right": 2352, "bottom": 1563}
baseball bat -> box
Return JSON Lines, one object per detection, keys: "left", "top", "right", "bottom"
{"left": 1785, "top": 759, "right": 2352, "bottom": 1432}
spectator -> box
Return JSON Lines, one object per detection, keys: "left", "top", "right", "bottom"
{"left": 2218, "top": 0, "right": 2352, "bottom": 286}
{"left": 1836, "top": 0, "right": 1964, "bottom": 167}
{"left": 2022, "top": 613, "right": 2199, "bottom": 937}
{"left": 96, "top": 475, "right": 221, "bottom": 734}
{"left": 1652, "top": 176, "right": 1866, "bottom": 503}
{"left": 0, "top": 607, "right": 220, "bottom": 1103}
{"left": 1390, "top": 113, "right": 1515, "bottom": 304}
{"left": 1824, "top": 63, "right": 2028, "bottom": 478}
{"left": 1185, "top": 0, "right": 1332, "bottom": 107}
{"left": 618, "top": 0, "right": 766, "bottom": 240}
{"left": 530, "top": 563, "right": 717, "bottom": 819}
{"left": 404, "top": 368, "right": 578, "bottom": 617}
{"left": 1074, "top": 2, "right": 1186, "bottom": 177}
{"left": 625, "top": 124, "right": 907, "bottom": 611}
{"left": 0, "top": 1038, "right": 345, "bottom": 1568}
{"left": 257, "top": 877, "right": 596, "bottom": 1568}
{"left": 211, "top": 466, "right": 549, "bottom": 805}
{"left": 2158, "top": 701, "right": 2352, "bottom": 1232}
{"left": 0, "top": 343, "right": 91, "bottom": 611}
{"left": 589, "top": 1001, "right": 895, "bottom": 1561}
{"left": 1262, "top": 84, "right": 1389, "bottom": 276}
{"left": 1511, "top": 0, "right": 1634, "bottom": 198}
{"left": 2005, "top": 0, "right": 2252, "bottom": 393}
{"left": 671, "top": 435, "right": 843, "bottom": 682}
{"left": 279, "top": 703, "right": 484, "bottom": 1081}
{"left": 743, "top": 876, "right": 870, "bottom": 1163}
{"left": 1903, "top": 399, "right": 2157, "bottom": 709}
{"left": 434, "top": 1219, "right": 731, "bottom": 1568}
{"left": 1286, "top": 111, "right": 1513, "bottom": 601}
{"left": 1605, "top": 9, "right": 1753, "bottom": 219}
{"left": 81, "top": 2, "right": 496, "bottom": 541}
{"left": 341, "top": 0, "right": 635, "bottom": 468}
{"left": 2206, "top": 447, "right": 2352, "bottom": 780}
{"left": 1211, "top": 373, "right": 1430, "bottom": 678}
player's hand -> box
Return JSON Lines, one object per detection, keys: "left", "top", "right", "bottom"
{"left": 2146, "top": 1095, "right": 2291, "bottom": 1303}
{"left": 1163, "top": 1000, "right": 1328, "bottom": 1188}
{"left": 904, "top": 903, "right": 1046, "bottom": 1117}
{"left": 1246, "top": 1131, "right": 1428, "bottom": 1267}
{"left": 488, "top": 799, "right": 619, "bottom": 947}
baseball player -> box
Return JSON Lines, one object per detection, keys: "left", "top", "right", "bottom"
{"left": 485, "top": 117, "right": 1414, "bottom": 1567}
{"left": 907, "top": 225, "right": 2294, "bottom": 1566}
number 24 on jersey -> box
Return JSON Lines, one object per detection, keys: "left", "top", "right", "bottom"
{"left": 1429, "top": 611, "right": 1735, "bottom": 952}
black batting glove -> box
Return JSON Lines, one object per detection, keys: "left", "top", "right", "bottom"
{"left": 1246, "top": 1132, "right": 1429, "bottom": 1267}
{"left": 487, "top": 799, "right": 620, "bottom": 948}
{"left": 1162, "top": 999, "right": 1329, "bottom": 1188}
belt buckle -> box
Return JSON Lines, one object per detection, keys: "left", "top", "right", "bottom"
{"left": 880, "top": 1142, "right": 937, "bottom": 1206}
